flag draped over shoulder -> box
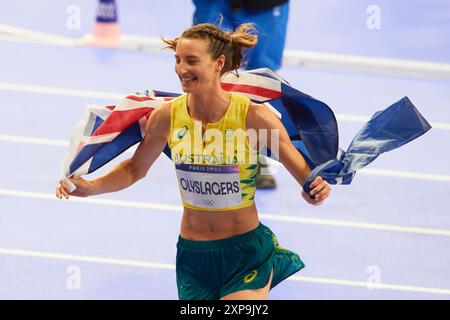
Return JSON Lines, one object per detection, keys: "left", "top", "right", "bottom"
{"left": 60, "top": 68, "right": 431, "bottom": 193}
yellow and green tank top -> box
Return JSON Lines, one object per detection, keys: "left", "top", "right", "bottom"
{"left": 168, "top": 92, "right": 258, "bottom": 211}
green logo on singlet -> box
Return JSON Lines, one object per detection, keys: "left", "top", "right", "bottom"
{"left": 177, "top": 125, "right": 188, "bottom": 139}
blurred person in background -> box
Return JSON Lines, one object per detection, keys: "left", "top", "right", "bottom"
{"left": 192, "top": 0, "right": 290, "bottom": 189}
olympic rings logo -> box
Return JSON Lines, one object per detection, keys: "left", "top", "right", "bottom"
{"left": 201, "top": 199, "right": 215, "bottom": 207}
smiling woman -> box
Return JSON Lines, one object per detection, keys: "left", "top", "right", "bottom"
{"left": 56, "top": 22, "right": 330, "bottom": 300}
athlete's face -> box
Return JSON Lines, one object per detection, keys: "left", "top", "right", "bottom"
{"left": 174, "top": 37, "right": 224, "bottom": 93}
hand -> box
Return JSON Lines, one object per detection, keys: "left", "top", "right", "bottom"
{"left": 301, "top": 176, "right": 330, "bottom": 206}
{"left": 55, "top": 177, "right": 95, "bottom": 199}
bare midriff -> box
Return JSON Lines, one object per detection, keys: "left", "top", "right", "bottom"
{"left": 180, "top": 204, "right": 259, "bottom": 241}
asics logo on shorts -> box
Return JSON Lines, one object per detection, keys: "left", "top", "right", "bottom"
{"left": 243, "top": 270, "right": 258, "bottom": 283}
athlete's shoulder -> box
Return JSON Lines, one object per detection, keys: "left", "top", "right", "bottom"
{"left": 246, "top": 102, "right": 280, "bottom": 130}
{"left": 146, "top": 102, "right": 171, "bottom": 136}
{"left": 151, "top": 101, "right": 171, "bottom": 118}
{"left": 247, "top": 102, "right": 273, "bottom": 119}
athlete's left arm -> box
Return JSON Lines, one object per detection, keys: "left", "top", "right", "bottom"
{"left": 246, "top": 103, "right": 330, "bottom": 205}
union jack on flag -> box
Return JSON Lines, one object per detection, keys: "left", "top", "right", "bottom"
{"left": 60, "top": 68, "right": 431, "bottom": 193}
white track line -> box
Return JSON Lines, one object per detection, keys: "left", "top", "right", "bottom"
{"left": 2, "top": 133, "right": 449, "bottom": 183}
{"left": 0, "top": 248, "right": 175, "bottom": 270}
{"left": 0, "top": 134, "right": 69, "bottom": 147}
{"left": 0, "top": 24, "right": 75, "bottom": 46}
{"left": 336, "top": 114, "right": 450, "bottom": 131}
{"left": 283, "top": 49, "right": 450, "bottom": 80}
{"left": 1, "top": 188, "right": 450, "bottom": 237}
{"left": 1, "top": 247, "right": 449, "bottom": 296}
{"left": 288, "top": 275, "right": 450, "bottom": 296}
{"left": 0, "top": 82, "right": 447, "bottom": 130}
{"left": 0, "top": 82, "right": 124, "bottom": 100}
{"left": 359, "top": 168, "right": 450, "bottom": 182}
{"left": 1, "top": 23, "right": 450, "bottom": 80}
{"left": 0, "top": 34, "right": 68, "bottom": 46}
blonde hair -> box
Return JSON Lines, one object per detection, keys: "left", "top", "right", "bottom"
{"left": 162, "top": 23, "right": 258, "bottom": 76}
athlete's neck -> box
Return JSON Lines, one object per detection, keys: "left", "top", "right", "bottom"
{"left": 187, "top": 89, "right": 231, "bottom": 124}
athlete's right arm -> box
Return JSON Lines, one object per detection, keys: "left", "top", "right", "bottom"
{"left": 55, "top": 103, "right": 171, "bottom": 199}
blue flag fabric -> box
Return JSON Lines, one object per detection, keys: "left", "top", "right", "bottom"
{"left": 302, "top": 96, "right": 432, "bottom": 195}
{"left": 60, "top": 68, "right": 431, "bottom": 194}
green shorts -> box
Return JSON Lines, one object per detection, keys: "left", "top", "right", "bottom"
{"left": 176, "top": 222, "right": 305, "bottom": 300}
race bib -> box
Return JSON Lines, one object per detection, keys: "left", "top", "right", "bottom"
{"left": 175, "top": 163, "right": 242, "bottom": 210}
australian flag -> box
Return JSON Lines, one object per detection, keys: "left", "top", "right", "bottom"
{"left": 60, "top": 68, "right": 431, "bottom": 192}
